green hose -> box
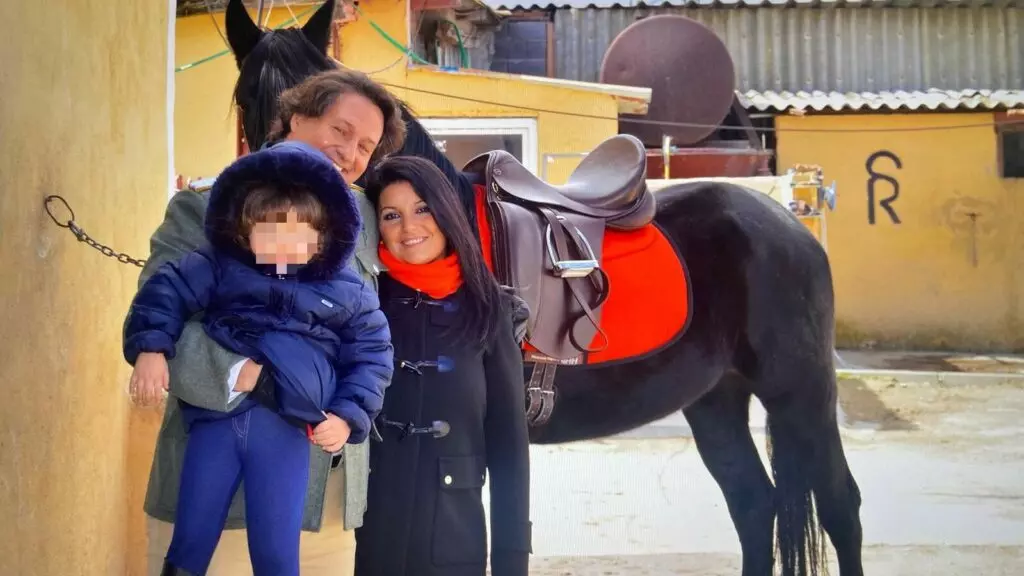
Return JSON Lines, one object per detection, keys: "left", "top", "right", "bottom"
{"left": 353, "top": 5, "right": 431, "bottom": 66}
{"left": 443, "top": 18, "right": 469, "bottom": 68}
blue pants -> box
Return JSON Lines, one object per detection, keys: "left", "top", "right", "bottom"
{"left": 166, "top": 403, "right": 310, "bottom": 575}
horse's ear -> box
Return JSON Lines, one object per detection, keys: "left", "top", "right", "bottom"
{"left": 225, "top": 0, "right": 264, "bottom": 68}
{"left": 301, "top": 0, "right": 336, "bottom": 55}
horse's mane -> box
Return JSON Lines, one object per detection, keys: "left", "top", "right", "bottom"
{"left": 233, "top": 29, "right": 335, "bottom": 151}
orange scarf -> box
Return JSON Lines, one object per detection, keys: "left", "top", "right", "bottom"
{"left": 378, "top": 243, "right": 463, "bottom": 299}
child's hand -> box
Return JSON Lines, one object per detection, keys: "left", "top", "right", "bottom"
{"left": 312, "top": 413, "right": 351, "bottom": 453}
{"left": 130, "top": 352, "right": 169, "bottom": 407}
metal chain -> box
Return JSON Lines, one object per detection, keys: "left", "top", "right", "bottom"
{"left": 43, "top": 195, "right": 147, "bottom": 268}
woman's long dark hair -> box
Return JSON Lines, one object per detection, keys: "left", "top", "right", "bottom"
{"left": 365, "top": 156, "right": 503, "bottom": 346}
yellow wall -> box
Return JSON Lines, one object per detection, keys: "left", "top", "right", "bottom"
{"left": 0, "top": 1, "right": 169, "bottom": 575}
{"left": 777, "top": 113, "right": 1024, "bottom": 352}
{"left": 174, "top": 4, "right": 620, "bottom": 184}
{"left": 175, "top": 10, "right": 302, "bottom": 180}
{"left": 174, "top": 10, "right": 239, "bottom": 180}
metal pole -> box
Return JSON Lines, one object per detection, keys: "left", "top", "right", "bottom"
{"left": 257, "top": 0, "right": 267, "bottom": 27}
{"left": 661, "top": 134, "right": 672, "bottom": 179}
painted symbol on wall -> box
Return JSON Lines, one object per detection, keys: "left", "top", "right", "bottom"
{"left": 865, "top": 151, "right": 902, "bottom": 225}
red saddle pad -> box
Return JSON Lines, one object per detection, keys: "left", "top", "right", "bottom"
{"left": 474, "top": 185, "right": 691, "bottom": 366}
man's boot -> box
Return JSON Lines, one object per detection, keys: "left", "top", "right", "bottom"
{"left": 160, "top": 560, "right": 197, "bottom": 576}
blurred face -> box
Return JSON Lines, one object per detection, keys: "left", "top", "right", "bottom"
{"left": 249, "top": 208, "right": 321, "bottom": 275}
{"left": 289, "top": 92, "right": 384, "bottom": 185}
{"left": 378, "top": 181, "right": 447, "bottom": 265}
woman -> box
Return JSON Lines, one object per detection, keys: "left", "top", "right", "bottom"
{"left": 134, "top": 68, "right": 406, "bottom": 575}
{"left": 355, "top": 156, "right": 532, "bottom": 576}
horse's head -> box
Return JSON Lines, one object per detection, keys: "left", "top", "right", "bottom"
{"left": 223, "top": 0, "right": 465, "bottom": 201}
{"left": 227, "top": 0, "right": 337, "bottom": 151}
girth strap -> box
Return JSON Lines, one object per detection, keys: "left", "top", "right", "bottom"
{"left": 525, "top": 362, "right": 558, "bottom": 426}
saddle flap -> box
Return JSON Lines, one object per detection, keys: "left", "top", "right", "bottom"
{"left": 487, "top": 194, "right": 608, "bottom": 361}
{"left": 529, "top": 211, "right": 605, "bottom": 360}
{"left": 486, "top": 200, "right": 544, "bottom": 338}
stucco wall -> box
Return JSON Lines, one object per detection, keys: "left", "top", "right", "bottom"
{"left": 174, "top": 9, "right": 308, "bottom": 180}
{"left": 0, "top": 1, "right": 169, "bottom": 574}
{"left": 777, "top": 113, "right": 1024, "bottom": 352}
{"left": 174, "top": 5, "right": 621, "bottom": 184}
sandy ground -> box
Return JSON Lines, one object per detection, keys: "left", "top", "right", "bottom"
{"left": 498, "top": 374, "right": 1024, "bottom": 575}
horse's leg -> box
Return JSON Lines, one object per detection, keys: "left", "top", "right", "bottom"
{"left": 809, "top": 403, "right": 864, "bottom": 576}
{"left": 753, "top": 354, "right": 864, "bottom": 573}
{"left": 758, "top": 366, "right": 863, "bottom": 576}
{"left": 683, "top": 372, "right": 775, "bottom": 576}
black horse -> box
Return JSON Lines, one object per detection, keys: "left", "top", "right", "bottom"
{"left": 224, "top": 1, "right": 863, "bottom": 575}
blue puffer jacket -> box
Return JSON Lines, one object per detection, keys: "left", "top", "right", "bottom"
{"left": 123, "top": 141, "right": 394, "bottom": 443}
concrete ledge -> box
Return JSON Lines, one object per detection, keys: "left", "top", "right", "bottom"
{"left": 837, "top": 368, "right": 1024, "bottom": 386}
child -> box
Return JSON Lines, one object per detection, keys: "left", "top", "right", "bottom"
{"left": 122, "top": 141, "right": 394, "bottom": 575}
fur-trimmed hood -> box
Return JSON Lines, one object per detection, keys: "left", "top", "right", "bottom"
{"left": 205, "top": 140, "right": 363, "bottom": 281}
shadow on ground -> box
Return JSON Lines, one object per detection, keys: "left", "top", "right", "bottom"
{"left": 837, "top": 377, "right": 916, "bottom": 431}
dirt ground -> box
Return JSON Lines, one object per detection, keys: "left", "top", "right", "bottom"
{"left": 512, "top": 374, "right": 1024, "bottom": 575}
{"left": 529, "top": 546, "right": 1024, "bottom": 576}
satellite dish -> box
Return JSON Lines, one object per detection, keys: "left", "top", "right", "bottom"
{"left": 600, "top": 15, "right": 736, "bottom": 147}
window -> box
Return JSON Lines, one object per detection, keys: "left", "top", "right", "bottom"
{"left": 419, "top": 118, "right": 539, "bottom": 174}
{"left": 489, "top": 16, "right": 551, "bottom": 77}
{"left": 996, "top": 112, "right": 1024, "bottom": 179}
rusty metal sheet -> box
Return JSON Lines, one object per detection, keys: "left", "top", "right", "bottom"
{"left": 552, "top": 6, "right": 1023, "bottom": 95}
{"left": 599, "top": 15, "right": 735, "bottom": 147}
{"left": 645, "top": 148, "right": 772, "bottom": 179}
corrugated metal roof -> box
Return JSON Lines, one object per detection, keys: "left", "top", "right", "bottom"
{"left": 738, "top": 89, "right": 1024, "bottom": 111}
{"left": 546, "top": 6, "right": 1023, "bottom": 93}
{"left": 489, "top": 0, "right": 1020, "bottom": 9}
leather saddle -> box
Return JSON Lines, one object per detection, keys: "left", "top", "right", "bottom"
{"left": 463, "top": 134, "right": 654, "bottom": 425}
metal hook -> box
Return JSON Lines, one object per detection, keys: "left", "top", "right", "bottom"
{"left": 43, "top": 195, "right": 75, "bottom": 228}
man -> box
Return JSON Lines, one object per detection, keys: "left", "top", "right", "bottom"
{"left": 133, "top": 67, "right": 406, "bottom": 575}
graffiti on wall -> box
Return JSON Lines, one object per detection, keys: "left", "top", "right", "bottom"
{"left": 865, "top": 151, "right": 903, "bottom": 225}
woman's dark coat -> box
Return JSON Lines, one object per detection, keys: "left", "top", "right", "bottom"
{"left": 354, "top": 275, "right": 532, "bottom": 576}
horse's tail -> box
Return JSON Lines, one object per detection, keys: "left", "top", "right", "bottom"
{"left": 766, "top": 411, "right": 829, "bottom": 576}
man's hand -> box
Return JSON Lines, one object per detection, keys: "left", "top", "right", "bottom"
{"left": 312, "top": 413, "right": 351, "bottom": 453}
{"left": 233, "top": 359, "right": 263, "bottom": 393}
{"left": 130, "top": 352, "right": 169, "bottom": 407}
